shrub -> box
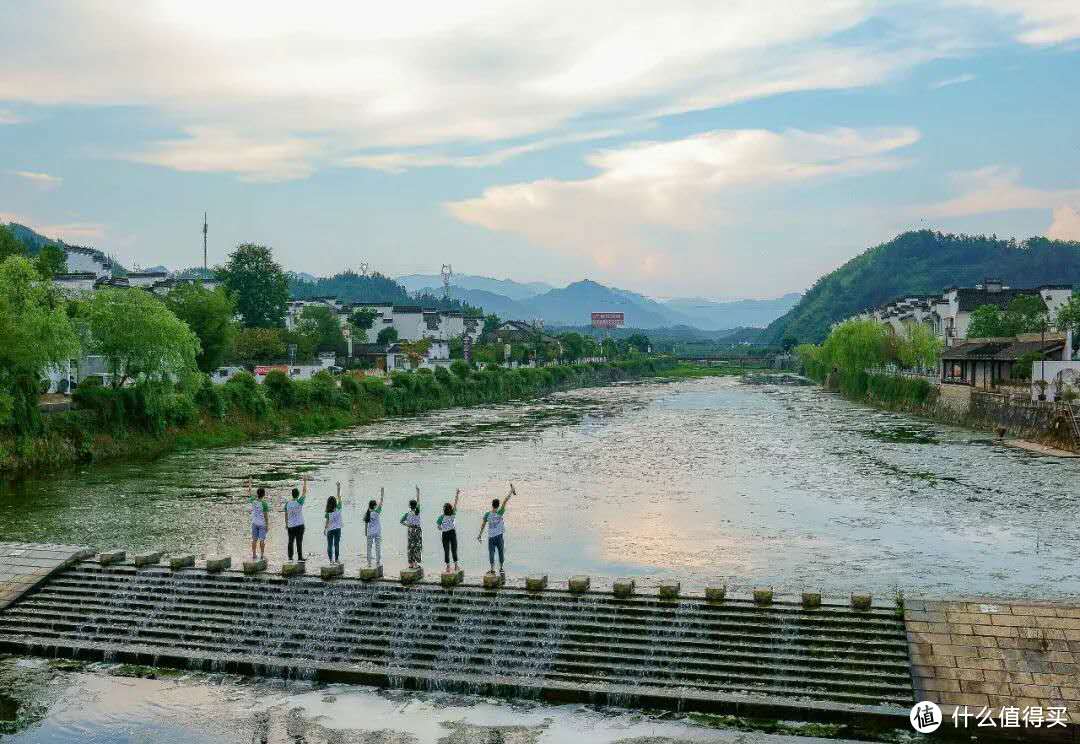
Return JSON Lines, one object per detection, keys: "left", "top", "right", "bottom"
{"left": 263, "top": 369, "right": 295, "bottom": 408}
{"left": 194, "top": 375, "right": 226, "bottom": 420}
{"left": 450, "top": 360, "right": 470, "bottom": 379}
{"left": 339, "top": 374, "right": 361, "bottom": 399}
{"left": 222, "top": 372, "right": 269, "bottom": 417}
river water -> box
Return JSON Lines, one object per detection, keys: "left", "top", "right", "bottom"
{"left": 2, "top": 375, "right": 1078, "bottom": 598}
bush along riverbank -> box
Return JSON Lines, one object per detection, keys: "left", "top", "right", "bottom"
{"left": 0, "top": 357, "right": 675, "bottom": 478}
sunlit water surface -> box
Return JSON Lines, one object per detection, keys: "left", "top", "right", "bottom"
{"left": 2, "top": 376, "right": 1077, "bottom": 598}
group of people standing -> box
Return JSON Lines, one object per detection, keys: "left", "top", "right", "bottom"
{"left": 247, "top": 477, "right": 515, "bottom": 575}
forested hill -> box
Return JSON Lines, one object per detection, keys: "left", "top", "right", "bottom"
{"left": 288, "top": 270, "right": 477, "bottom": 312}
{"left": 763, "top": 231, "right": 1080, "bottom": 344}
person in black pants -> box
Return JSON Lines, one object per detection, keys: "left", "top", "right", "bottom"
{"left": 437, "top": 489, "right": 460, "bottom": 573}
{"left": 284, "top": 475, "right": 308, "bottom": 561}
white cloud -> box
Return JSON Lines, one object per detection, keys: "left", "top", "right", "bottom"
{"left": 446, "top": 127, "right": 919, "bottom": 280}
{"left": 127, "top": 127, "right": 323, "bottom": 183}
{"left": 959, "top": 1, "right": 1080, "bottom": 44}
{"left": 1048, "top": 206, "right": 1080, "bottom": 240}
{"left": 930, "top": 73, "right": 976, "bottom": 88}
{"left": 926, "top": 165, "right": 1080, "bottom": 217}
{"left": 9, "top": 170, "right": 62, "bottom": 190}
{"left": 38, "top": 222, "right": 106, "bottom": 243}
{"left": 0, "top": 2, "right": 961, "bottom": 181}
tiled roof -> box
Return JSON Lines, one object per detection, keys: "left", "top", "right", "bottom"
{"left": 941, "top": 338, "right": 1064, "bottom": 361}
{"left": 955, "top": 288, "right": 1046, "bottom": 312}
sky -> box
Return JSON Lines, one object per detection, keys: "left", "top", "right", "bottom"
{"left": 1, "top": 1, "right": 1079, "bottom": 299}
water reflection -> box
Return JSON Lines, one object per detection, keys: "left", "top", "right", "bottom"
{"left": 1, "top": 377, "right": 1077, "bottom": 598}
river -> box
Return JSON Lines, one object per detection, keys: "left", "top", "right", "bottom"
{"left": 2, "top": 375, "right": 1078, "bottom": 599}
{"left": 3, "top": 374, "right": 1077, "bottom": 741}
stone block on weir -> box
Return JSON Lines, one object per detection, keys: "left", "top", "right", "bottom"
{"left": 133, "top": 551, "right": 161, "bottom": 568}
{"left": 320, "top": 563, "right": 344, "bottom": 580}
{"left": 441, "top": 570, "right": 464, "bottom": 587}
{"left": 243, "top": 559, "right": 267, "bottom": 575}
{"left": 359, "top": 565, "right": 383, "bottom": 581}
{"left": 802, "top": 591, "right": 822, "bottom": 609}
{"left": 482, "top": 571, "right": 504, "bottom": 590}
{"left": 613, "top": 579, "right": 635, "bottom": 599}
{"left": 525, "top": 575, "right": 548, "bottom": 592}
{"left": 753, "top": 587, "right": 774, "bottom": 606}
{"left": 169, "top": 554, "right": 195, "bottom": 570}
{"left": 705, "top": 584, "right": 727, "bottom": 603}
{"left": 98, "top": 550, "right": 126, "bottom": 566}
{"left": 400, "top": 567, "right": 423, "bottom": 585}
{"left": 568, "top": 575, "right": 590, "bottom": 594}
{"left": 851, "top": 593, "right": 872, "bottom": 611}
{"left": 205, "top": 556, "right": 231, "bottom": 573}
{"left": 658, "top": 581, "right": 681, "bottom": 601}
{"left": 282, "top": 561, "right": 306, "bottom": 577}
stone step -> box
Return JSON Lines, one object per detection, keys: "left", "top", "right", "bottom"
{"left": 42, "top": 574, "right": 910, "bottom": 641}
{"left": 22, "top": 587, "right": 910, "bottom": 658}
{"left": 0, "top": 624, "right": 911, "bottom": 705}
{"left": 0, "top": 609, "right": 911, "bottom": 688}
{"left": 0, "top": 631, "right": 912, "bottom": 721}
{"left": 7, "top": 595, "right": 911, "bottom": 663}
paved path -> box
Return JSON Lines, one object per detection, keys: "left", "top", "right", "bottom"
{"left": 0, "top": 542, "right": 94, "bottom": 611}
{"left": 907, "top": 598, "right": 1080, "bottom": 724}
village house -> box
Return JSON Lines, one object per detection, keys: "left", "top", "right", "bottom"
{"left": 939, "top": 331, "right": 1071, "bottom": 391}
{"left": 852, "top": 279, "right": 1073, "bottom": 346}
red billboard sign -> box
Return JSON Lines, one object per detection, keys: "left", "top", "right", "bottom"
{"left": 591, "top": 312, "right": 625, "bottom": 329}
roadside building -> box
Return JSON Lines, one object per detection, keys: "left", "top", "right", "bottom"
{"left": 51, "top": 272, "right": 97, "bottom": 297}
{"left": 939, "top": 332, "right": 1068, "bottom": 390}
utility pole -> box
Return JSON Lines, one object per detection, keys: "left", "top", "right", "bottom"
{"left": 358, "top": 261, "right": 369, "bottom": 277}
{"left": 202, "top": 211, "right": 208, "bottom": 271}
{"left": 441, "top": 263, "right": 453, "bottom": 299}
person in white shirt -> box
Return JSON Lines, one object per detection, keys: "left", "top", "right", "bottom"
{"left": 437, "top": 489, "right": 461, "bottom": 573}
{"left": 364, "top": 487, "right": 385, "bottom": 568}
{"left": 477, "top": 483, "right": 515, "bottom": 575}
{"left": 284, "top": 475, "right": 308, "bottom": 561}
{"left": 323, "top": 482, "right": 343, "bottom": 563}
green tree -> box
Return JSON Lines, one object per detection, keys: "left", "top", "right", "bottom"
{"left": 1055, "top": 295, "right": 1080, "bottom": 343}
{"left": 1002, "top": 294, "right": 1048, "bottom": 335}
{"left": 284, "top": 320, "right": 320, "bottom": 360}
{"left": 34, "top": 243, "right": 67, "bottom": 278}
{"left": 896, "top": 323, "right": 942, "bottom": 371}
{"left": 399, "top": 337, "right": 432, "bottom": 368}
{"left": 482, "top": 313, "right": 501, "bottom": 337}
{"left": 218, "top": 243, "right": 288, "bottom": 328}
{"left": 349, "top": 307, "right": 378, "bottom": 331}
{"left": 0, "top": 256, "right": 80, "bottom": 432}
{"left": 165, "top": 282, "right": 239, "bottom": 372}
{"left": 87, "top": 288, "right": 200, "bottom": 387}
{"left": 0, "top": 225, "right": 27, "bottom": 262}
{"left": 625, "top": 333, "right": 651, "bottom": 353}
{"left": 781, "top": 335, "right": 799, "bottom": 352}
{"left": 231, "top": 327, "right": 286, "bottom": 364}
{"left": 966, "top": 305, "right": 1008, "bottom": 338}
{"left": 559, "top": 332, "right": 585, "bottom": 361}
{"left": 376, "top": 326, "right": 399, "bottom": 345}
{"left": 300, "top": 304, "right": 345, "bottom": 353}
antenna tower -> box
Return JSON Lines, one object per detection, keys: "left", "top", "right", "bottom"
{"left": 358, "top": 261, "right": 370, "bottom": 277}
{"left": 202, "top": 212, "right": 208, "bottom": 271}
{"left": 441, "top": 263, "right": 453, "bottom": 299}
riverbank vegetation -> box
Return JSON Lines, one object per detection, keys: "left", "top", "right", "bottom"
{"left": 795, "top": 319, "right": 940, "bottom": 407}
{"left": 1, "top": 357, "right": 673, "bottom": 477}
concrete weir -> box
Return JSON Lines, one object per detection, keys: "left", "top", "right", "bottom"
{"left": 0, "top": 552, "right": 914, "bottom": 726}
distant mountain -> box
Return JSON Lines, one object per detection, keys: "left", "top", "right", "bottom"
{"left": 523, "top": 279, "right": 678, "bottom": 328}
{"left": 397, "top": 273, "right": 553, "bottom": 300}
{"left": 663, "top": 293, "right": 801, "bottom": 330}
{"left": 6, "top": 222, "right": 125, "bottom": 276}
{"left": 763, "top": 230, "right": 1080, "bottom": 344}
{"left": 417, "top": 285, "right": 533, "bottom": 319}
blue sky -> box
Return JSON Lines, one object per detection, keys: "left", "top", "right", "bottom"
{"left": 1, "top": 1, "right": 1079, "bottom": 299}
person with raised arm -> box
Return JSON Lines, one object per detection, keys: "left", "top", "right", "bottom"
{"left": 324, "top": 482, "right": 344, "bottom": 564}
{"left": 364, "top": 487, "right": 385, "bottom": 568}
{"left": 400, "top": 485, "right": 422, "bottom": 569}
{"left": 248, "top": 478, "right": 270, "bottom": 561}
{"left": 477, "top": 483, "right": 515, "bottom": 576}
{"left": 284, "top": 474, "right": 308, "bottom": 562}
{"left": 437, "top": 489, "right": 461, "bottom": 574}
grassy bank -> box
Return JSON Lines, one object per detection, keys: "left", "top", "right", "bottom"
{"left": 0, "top": 358, "right": 674, "bottom": 478}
